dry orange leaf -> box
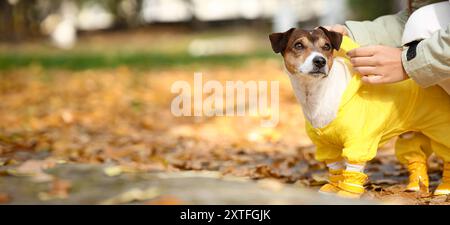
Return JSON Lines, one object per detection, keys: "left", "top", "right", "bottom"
{"left": 0, "top": 193, "right": 11, "bottom": 204}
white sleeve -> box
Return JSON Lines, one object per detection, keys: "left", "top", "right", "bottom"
{"left": 402, "top": 1, "right": 450, "bottom": 45}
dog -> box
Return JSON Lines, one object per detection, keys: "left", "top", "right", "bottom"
{"left": 269, "top": 27, "right": 450, "bottom": 198}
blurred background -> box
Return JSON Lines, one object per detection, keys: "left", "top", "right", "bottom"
{"left": 2, "top": 0, "right": 434, "bottom": 205}
{"left": 0, "top": 0, "right": 407, "bottom": 66}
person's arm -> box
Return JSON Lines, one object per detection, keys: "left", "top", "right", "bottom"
{"left": 402, "top": 23, "right": 450, "bottom": 87}
{"left": 345, "top": 10, "right": 409, "bottom": 47}
{"left": 325, "top": 12, "right": 410, "bottom": 84}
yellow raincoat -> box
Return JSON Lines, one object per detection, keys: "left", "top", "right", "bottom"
{"left": 306, "top": 36, "right": 450, "bottom": 164}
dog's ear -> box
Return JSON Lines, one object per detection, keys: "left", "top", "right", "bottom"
{"left": 269, "top": 28, "right": 295, "bottom": 54}
{"left": 318, "top": 26, "right": 342, "bottom": 51}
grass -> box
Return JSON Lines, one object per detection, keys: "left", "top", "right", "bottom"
{"left": 0, "top": 51, "right": 276, "bottom": 71}
{"left": 0, "top": 27, "right": 276, "bottom": 71}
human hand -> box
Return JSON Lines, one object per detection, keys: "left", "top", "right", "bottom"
{"left": 347, "top": 45, "right": 409, "bottom": 84}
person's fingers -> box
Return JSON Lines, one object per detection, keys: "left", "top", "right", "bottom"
{"left": 361, "top": 75, "right": 385, "bottom": 84}
{"left": 317, "top": 24, "right": 347, "bottom": 35}
{"left": 316, "top": 25, "right": 337, "bottom": 32}
{"left": 350, "top": 57, "right": 378, "bottom": 67}
{"left": 330, "top": 25, "right": 347, "bottom": 34}
{"left": 353, "top": 66, "right": 376, "bottom": 75}
{"left": 328, "top": 25, "right": 341, "bottom": 31}
{"left": 347, "top": 46, "right": 377, "bottom": 57}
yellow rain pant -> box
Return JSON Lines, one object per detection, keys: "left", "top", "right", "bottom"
{"left": 395, "top": 132, "right": 433, "bottom": 165}
{"left": 307, "top": 36, "right": 450, "bottom": 164}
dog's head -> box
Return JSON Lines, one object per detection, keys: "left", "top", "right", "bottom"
{"left": 269, "top": 27, "right": 342, "bottom": 78}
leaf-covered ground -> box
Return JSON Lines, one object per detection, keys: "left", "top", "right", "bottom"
{"left": 1, "top": 61, "right": 448, "bottom": 205}
{"left": 0, "top": 28, "right": 449, "bottom": 205}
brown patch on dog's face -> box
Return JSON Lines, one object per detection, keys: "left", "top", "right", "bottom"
{"left": 269, "top": 27, "right": 342, "bottom": 78}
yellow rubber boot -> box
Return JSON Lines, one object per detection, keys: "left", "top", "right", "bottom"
{"left": 434, "top": 162, "right": 450, "bottom": 196}
{"left": 318, "top": 169, "right": 343, "bottom": 195}
{"left": 336, "top": 170, "right": 367, "bottom": 199}
{"left": 405, "top": 161, "right": 429, "bottom": 193}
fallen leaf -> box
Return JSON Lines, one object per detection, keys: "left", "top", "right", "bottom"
{"left": 104, "top": 166, "right": 123, "bottom": 177}
{"left": 429, "top": 195, "right": 448, "bottom": 205}
{"left": 370, "top": 179, "right": 398, "bottom": 185}
{"left": 100, "top": 187, "right": 160, "bottom": 205}
{"left": 145, "top": 195, "right": 184, "bottom": 205}
{"left": 310, "top": 172, "right": 328, "bottom": 186}
{"left": 38, "top": 179, "right": 71, "bottom": 201}
{"left": 8, "top": 160, "right": 54, "bottom": 182}
{"left": 257, "top": 179, "right": 284, "bottom": 192}
{"left": 0, "top": 193, "right": 11, "bottom": 204}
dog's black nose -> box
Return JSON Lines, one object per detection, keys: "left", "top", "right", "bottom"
{"left": 313, "top": 56, "right": 326, "bottom": 68}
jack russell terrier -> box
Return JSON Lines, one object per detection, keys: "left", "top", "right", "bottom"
{"left": 269, "top": 27, "right": 450, "bottom": 198}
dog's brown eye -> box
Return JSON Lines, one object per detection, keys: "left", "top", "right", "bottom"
{"left": 294, "top": 43, "right": 304, "bottom": 50}
{"left": 323, "top": 43, "right": 331, "bottom": 51}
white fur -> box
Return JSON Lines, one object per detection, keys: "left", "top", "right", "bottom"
{"left": 299, "top": 51, "right": 328, "bottom": 74}
{"left": 287, "top": 57, "right": 352, "bottom": 128}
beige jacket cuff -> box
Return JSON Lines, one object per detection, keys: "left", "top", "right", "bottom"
{"left": 402, "top": 41, "right": 445, "bottom": 88}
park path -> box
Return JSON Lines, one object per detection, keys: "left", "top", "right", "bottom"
{"left": 1, "top": 163, "right": 376, "bottom": 205}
